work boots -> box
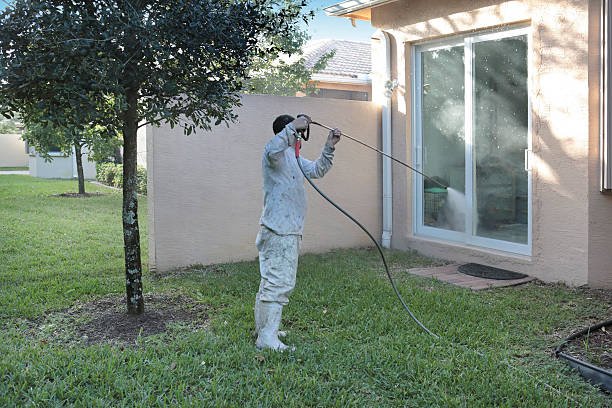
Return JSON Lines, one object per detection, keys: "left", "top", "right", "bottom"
{"left": 255, "top": 301, "right": 290, "bottom": 351}
{"left": 254, "top": 294, "right": 286, "bottom": 338}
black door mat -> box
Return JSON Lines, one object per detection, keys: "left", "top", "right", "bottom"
{"left": 458, "top": 263, "right": 528, "bottom": 280}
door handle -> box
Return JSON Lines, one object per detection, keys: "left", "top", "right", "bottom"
{"left": 524, "top": 149, "right": 532, "bottom": 172}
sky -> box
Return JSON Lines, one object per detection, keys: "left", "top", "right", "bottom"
{"left": 0, "top": 1, "right": 376, "bottom": 43}
{"left": 303, "top": 0, "right": 376, "bottom": 43}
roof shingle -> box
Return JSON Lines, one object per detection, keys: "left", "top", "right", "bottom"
{"left": 301, "top": 39, "right": 371, "bottom": 79}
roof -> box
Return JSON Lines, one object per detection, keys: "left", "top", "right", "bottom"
{"left": 302, "top": 39, "right": 371, "bottom": 83}
{"left": 324, "top": 0, "right": 398, "bottom": 20}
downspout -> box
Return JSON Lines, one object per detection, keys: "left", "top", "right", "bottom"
{"left": 378, "top": 30, "right": 393, "bottom": 248}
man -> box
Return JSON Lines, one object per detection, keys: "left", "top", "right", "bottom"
{"left": 254, "top": 114, "right": 341, "bottom": 351}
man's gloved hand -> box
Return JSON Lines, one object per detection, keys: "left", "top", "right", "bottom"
{"left": 327, "top": 128, "right": 341, "bottom": 146}
{"left": 292, "top": 116, "right": 311, "bottom": 131}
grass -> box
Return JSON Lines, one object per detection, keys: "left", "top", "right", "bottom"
{"left": 0, "top": 166, "right": 28, "bottom": 171}
{"left": 1, "top": 175, "right": 611, "bottom": 407}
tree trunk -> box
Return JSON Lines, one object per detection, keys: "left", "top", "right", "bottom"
{"left": 122, "top": 88, "right": 144, "bottom": 314}
{"left": 74, "top": 142, "right": 85, "bottom": 195}
{"left": 114, "top": 146, "right": 123, "bottom": 164}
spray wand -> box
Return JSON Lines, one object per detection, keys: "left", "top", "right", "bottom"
{"left": 310, "top": 121, "right": 448, "bottom": 189}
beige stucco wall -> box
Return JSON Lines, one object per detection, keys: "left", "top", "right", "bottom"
{"left": 370, "top": 0, "right": 610, "bottom": 287}
{"left": 0, "top": 134, "right": 27, "bottom": 167}
{"left": 147, "top": 94, "right": 381, "bottom": 271}
{"left": 587, "top": 0, "right": 612, "bottom": 288}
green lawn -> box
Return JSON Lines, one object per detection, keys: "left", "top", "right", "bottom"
{"left": 0, "top": 166, "right": 28, "bottom": 171}
{"left": 0, "top": 175, "right": 610, "bottom": 407}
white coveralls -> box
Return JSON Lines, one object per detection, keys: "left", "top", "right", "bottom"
{"left": 257, "top": 122, "right": 335, "bottom": 305}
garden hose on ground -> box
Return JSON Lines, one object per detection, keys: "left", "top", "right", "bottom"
{"left": 293, "top": 123, "right": 584, "bottom": 405}
{"left": 293, "top": 133, "right": 438, "bottom": 338}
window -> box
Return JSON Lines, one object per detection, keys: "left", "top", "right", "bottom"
{"left": 413, "top": 27, "right": 531, "bottom": 255}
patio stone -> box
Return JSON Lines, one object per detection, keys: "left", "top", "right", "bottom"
{"left": 407, "top": 264, "right": 535, "bottom": 290}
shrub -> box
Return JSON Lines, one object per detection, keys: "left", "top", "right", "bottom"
{"left": 136, "top": 166, "right": 147, "bottom": 196}
{"left": 96, "top": 163, "right": 147, "bottom": 195}
{"left": 96, "top": 163, "right": 116, "bottom": 186}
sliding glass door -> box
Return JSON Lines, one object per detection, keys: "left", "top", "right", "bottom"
{"left": 413, "top": 27, "right": 531, "bottom": 254}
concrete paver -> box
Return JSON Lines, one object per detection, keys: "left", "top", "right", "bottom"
{"left": 407, "top": 264, "right": 535, "bottom": 290}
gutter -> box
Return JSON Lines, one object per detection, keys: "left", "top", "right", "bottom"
{"left": 311, "top": 73, "right": 371, "bottom": 86}
{"left": 324, "top": 0, "right": 399, "bottom": 18}
{"left": 376, "top": 30, "right": 393, "bottom": 248}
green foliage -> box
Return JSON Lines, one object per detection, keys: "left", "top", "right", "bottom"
{"left": 0, "top": 0, "right": 308, "bottom": 135}
{"left": 21, "top": 122, "right": 73, "bottom": 161}
{"left": 244, "top": 22, "right": 335, "bottom": 96}
{"left": 137, "top": 166, "right": 147, "bottom": 195}
{"left": 96, "top": 163, "right": 146, "bottom": 195}
{"left": 96, "top": 163, "right": 119, "bottom": 186}
{"left": 22, "top": 121, "right": 120, "bottom": 164}
{"left": 0, "top": 176, "right": 610, "bottom": 406}
{"left": 0, "top": 118, "right": 20, "bottom": 134}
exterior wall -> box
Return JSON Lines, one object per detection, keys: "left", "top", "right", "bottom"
{"left": 0, "top": 134, "right": 27, "bottom": 167}
{"left": 587, "top": 0, "right": 612, "bottom": 288}
{"left": 29, "top": 150, "right": 96, "bottom": 179}
{"left": 147, "top": 94, "right": 381, "bottom": 271}
{"left": 372, "top": 0, "right": 602, "bottom": 286}
{"left": 297, "top": 81, "right": 372, "bottom": 101}
{"left": 137, "top": 125, "right": 147, "bottom": 169}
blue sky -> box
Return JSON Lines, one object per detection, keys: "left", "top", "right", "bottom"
{"left": 304, "top": 0, "right": 375, "bottom": 43}
{"left": 0, "top": 1, "right": 375, "bottom": 43}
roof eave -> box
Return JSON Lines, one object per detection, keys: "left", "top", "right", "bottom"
{"left": 323, "top": 0, "right": 398, "bottom": 20}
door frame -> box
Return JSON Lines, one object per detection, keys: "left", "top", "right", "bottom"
{"left": 411, "top": 26, "right": 532, "bottom": 255}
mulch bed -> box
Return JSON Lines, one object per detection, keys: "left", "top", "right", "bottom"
{"left": 564, "top": 323, "right": 612, "bottom": 370}
{"left": 51, "top": 192, "right": 106, "bottom": 198}
{"left": 29, "top": 293, "right": 209, "bottom": 346}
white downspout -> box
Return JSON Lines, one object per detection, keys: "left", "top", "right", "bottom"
{"left": 376, "top": 30, "right": 393, "bottom": 248}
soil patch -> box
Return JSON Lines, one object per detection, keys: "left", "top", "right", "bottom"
{"left": 51, "top": 192, "right": 106, "bottom": 198}
{"left": 564, "top": 323, "right": 612, "bottom": 370}
{"left": 29, "top": 293, "right": 209, "bottom": 346}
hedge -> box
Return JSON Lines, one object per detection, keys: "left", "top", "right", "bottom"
{"left": 96, "top": 163, "right": 147, "bottom": 195}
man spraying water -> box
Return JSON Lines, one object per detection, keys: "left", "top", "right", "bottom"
{"left": 254, "top": 114, "right": 341, "bottom": 351}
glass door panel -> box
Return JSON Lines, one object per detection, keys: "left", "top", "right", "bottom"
{"left": 421, "top": 46, "right": 465, "bottom": 232}
{"left": 415, "top": 28, "right": 531, "bottom": 254}
{"left": 473, "top": 35, "right": 528, "bottom": 244}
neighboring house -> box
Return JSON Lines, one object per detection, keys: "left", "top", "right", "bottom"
{"left": 323, "top": 0, "right": 612, "bottom": 288}
{"left": 28, "top": 145, "right": 96, "bottom": 179}
{"left": 299, "top": 39, "right": 372, "bottom": 101}
{"left": 0, "top": 133, "right": 28, "bottom": 167}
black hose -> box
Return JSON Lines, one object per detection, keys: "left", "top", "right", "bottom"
{"left": 295, "top": 148, "right": 438, "bottom": 338}
{"left": 310, "top": 121, "right": 448, "bottom": 190}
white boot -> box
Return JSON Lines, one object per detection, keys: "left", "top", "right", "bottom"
{"left": 256, "top": 302, "right": 290, "bottom": 351}
{"left": 254, "top": 294, "right": 286, "bottom": 338}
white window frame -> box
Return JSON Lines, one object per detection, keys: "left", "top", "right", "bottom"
{"left": 412, "top": 26, "right": 532, "bottom": 256}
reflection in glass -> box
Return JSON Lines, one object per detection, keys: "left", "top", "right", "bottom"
{"left": 473, "top": 36, "right": 528, "bottom": 244}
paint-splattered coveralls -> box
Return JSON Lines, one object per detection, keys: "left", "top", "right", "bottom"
{"left": 257, "top": 123, "right": 335, "bottom": 305}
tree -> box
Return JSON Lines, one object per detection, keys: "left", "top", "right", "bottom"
{"left": 0, "top": 0, "right": 305, "bottom": 314}
{"left": 22, "top": 121, "right": 121, "bottom": 195}
{"left": 245, "top": 13, "right": 334, "bottom": 96}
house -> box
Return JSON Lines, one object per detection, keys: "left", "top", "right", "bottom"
{"left": 322, "top": 0, "right": 611, "bottom": 288}
{"left": 28, "top": 145, "right": 96, "bottom": 179}
{"left": 298, "top": 39, "right": 372, "bottom": 101}
{"left": 0, "top": 133, "right": 28, "bottom": 167}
